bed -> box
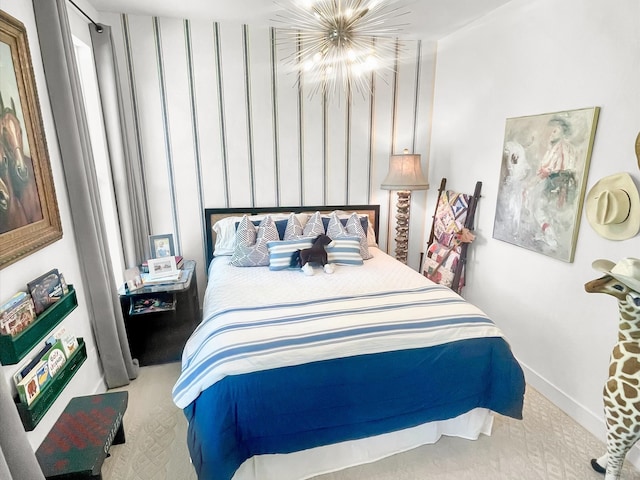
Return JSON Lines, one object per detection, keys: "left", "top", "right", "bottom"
{"left": 172, "top": 205, "right": 525, "bottom": 480}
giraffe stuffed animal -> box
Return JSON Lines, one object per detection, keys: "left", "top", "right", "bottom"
{"left": 585, "top": 257, "right": 640, "bottom": 480}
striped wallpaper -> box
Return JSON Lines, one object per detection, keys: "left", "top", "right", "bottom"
{"left": 102, "top": 13, "right": 436, "bottom": 282}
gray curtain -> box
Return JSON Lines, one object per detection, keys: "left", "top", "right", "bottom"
{"left": 90, "top": 24, "right": 151, "bottom": 266}
{"left": 32, "top": 0, "right": 138, "bottom": 388}
{"left": 0, "top": 369, "right": 45, "bottom": 480}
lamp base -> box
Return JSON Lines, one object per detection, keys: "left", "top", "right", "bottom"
{"left": 393, "top": 190, "right": 411, "bottom": 264}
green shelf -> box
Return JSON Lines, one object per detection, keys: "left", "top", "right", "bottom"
{"left": 15, "top": 338, "right": 87, "bottom": 431}
{"left": 0, "top": 285, "right": 78, "bottom": 365}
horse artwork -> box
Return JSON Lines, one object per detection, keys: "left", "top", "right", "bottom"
{"left": 290, "top": 234, "right": 336, "bottom": 276}
{"left": 0, "top": 139, "right": 28, "bottom": 232}
{"left": 0, "top": 93, "right": 42, "bottom": 233}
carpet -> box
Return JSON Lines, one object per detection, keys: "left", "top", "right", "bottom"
{"left": 102, "top": 363, "right": 640, "bottom": 480}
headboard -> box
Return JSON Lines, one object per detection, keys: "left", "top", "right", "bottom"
{"left": 204, "top": 205, "right": 380, "bottom": 267}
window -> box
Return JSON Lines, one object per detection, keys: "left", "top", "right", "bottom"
{"left": 72, "top": 34, "right": 125, "bottom": 285}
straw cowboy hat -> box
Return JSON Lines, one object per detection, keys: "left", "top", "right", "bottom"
{"left": 585, "top": 172, "right": 640, "bottom": 240}
{"left": 592, "top": 258, "right": 640, "bottom": 293}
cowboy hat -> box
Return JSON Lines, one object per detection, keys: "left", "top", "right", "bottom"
{"left": 592, "top": 258, "right": 640, "bottom": 293}
{"left": 585, "top": 172, "right": 639, "bottom": 240}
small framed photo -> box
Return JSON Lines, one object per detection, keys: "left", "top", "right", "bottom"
{"left": 124, "top": 267, "right": 143, "bottom": 292}
{"left": 147, "top": 256, "right": 178, "bottom": 279}
{"left": 149, "top": 234, "right": 175, "bottom": 258}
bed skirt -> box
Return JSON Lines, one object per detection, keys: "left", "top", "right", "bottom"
{"left": 232, "top": 407, "right": 494, "bottom": 480}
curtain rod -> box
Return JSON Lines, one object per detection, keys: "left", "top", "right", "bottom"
{"left": 68, "top": 0, "right": 103, "bottom": 33}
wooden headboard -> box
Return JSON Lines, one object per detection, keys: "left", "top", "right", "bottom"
{"left": 204, "top": 205, "right": 380, "bottom": 267}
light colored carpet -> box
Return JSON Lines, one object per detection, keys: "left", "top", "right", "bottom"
{"left": 102, "top": 362, "right": 640, "bottom": 480}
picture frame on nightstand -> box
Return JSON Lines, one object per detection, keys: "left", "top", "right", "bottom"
{"left": 148, "top": 234, "right": 175, "bottom": 258}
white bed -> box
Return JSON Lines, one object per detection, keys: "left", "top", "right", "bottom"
{"left": 172, "top": 206, "right": 525, "bottom": 480}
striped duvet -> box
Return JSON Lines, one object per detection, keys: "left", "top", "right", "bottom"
{"left": 172, "top": 248, "right": 525, "bottom": 480}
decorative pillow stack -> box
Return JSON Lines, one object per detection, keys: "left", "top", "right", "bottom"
{"left": 326, "top": 211, "right": 373, "bottom": 260}
{"left": 230, "top": 215, "right": 280, "bottom": 267}
{"left": 283, "top": 212, "right": 304, "bottom": 239}
{"left": 267, "top": 238, "right": 314, "bottom": 270}
{"left": 303, "top": 211, "right": 325, "bottom": 237}
{"left": 325, "top": 237, "right": 364, "bottom": 265}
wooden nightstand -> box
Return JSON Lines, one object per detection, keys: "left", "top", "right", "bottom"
{"left": 118, "top": 260, "right": 199, "bottom": 366}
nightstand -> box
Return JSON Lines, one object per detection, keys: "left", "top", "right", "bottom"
{"left": 118, "top": 259, "right": 199, "bottom": 365}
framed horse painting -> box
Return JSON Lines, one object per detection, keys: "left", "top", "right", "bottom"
{"left": 0, "top": 11, "right": 62, "bottom": 269}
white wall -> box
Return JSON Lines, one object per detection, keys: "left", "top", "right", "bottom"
{"left": 0, "top": 0, "right": 106, "bottom": 449}
{"left": 427, "top": 0, "right": 640, "bottom": 467}
{"left": 99, "top": 12, "right": 437, "bottom": 285}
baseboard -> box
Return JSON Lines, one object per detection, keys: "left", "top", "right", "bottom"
{"left": 520, "top": 361, "right": 640, "bottom": 470}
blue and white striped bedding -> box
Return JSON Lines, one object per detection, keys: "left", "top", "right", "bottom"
{"left": 173, "top": 248, "right": 525, "bottom": 480}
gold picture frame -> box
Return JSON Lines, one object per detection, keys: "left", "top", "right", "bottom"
{"left": 0, "top": 10, "right": 62, "bottom": 269}
{"left": 493, "top": 107, "right": 600, "bottom": 262}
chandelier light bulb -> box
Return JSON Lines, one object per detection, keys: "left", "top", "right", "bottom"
{"left": 273, "top": 0, "right": 409, "bottom": 98}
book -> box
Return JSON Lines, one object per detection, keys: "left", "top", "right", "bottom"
{"left": 27, "top": 269, "right": 64, "bottom": 315}
{"left": 48, "top": 326, "right": 78, "bottom": 358}
{"left": 0, "top": 293, "right": 37, "bottom": 336}
{"left": 15, "top": 338, "right": 67, "bottom": 405}
{"left": 140, "top": 269, "right": 183, "bottom": 285}
{"left": 16, "top": 362, "right": 45, "bottom": 405}
{"left": 13, "top": 342, "right": 53, "bottom": 385}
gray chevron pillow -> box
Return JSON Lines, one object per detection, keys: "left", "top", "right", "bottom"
{"left": 231, "top": 215, "right": 280, "bottom": 267}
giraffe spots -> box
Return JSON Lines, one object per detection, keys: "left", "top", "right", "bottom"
{"left": 622, "top": 357, "right": 640, "bottom": 375}
{"left": 621, "top": 311, "right": 633, "bottom": 321}
{"left": 623, "top": 383, "right": 638, "bottom": 398}
{"left": 612, "top": 349, "right": 624, "bottom": 360}
{"left": 625, "top": 343, "right": 640, "bottom": 354}
{"left": 623, "top": 417, "right": 633, "bottom": 428}
{"left": 608, "top": 379, "right": 620, "bottom": 393}
{"left": 620, "top": 322, "right": 632, "bottom": 330}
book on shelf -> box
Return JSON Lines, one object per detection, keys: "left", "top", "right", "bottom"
{"left": 14, "top": 337, "right": 68, "bottom": 405}
{"left": 27, "top": 269, "right": 64, "bottom": 315}
{"left": 140, "top": 269, "right": 183, "bottom": 285}
{"left": 0, "top": 292, "right": 37, "bottom": 337}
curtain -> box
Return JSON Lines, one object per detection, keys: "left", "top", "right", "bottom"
{"left": 90, "top": 24, "right": 151, "bottom": 266}
{"left": 0, "top": 368, "right": 45, "bottom": 480}
{"left": 32, "top": 0, "right": 138, "bottom": 388}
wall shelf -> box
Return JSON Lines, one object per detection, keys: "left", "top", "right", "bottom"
{"left": 0, "top": 285, "right": 77, "bottom": 365}
{"left": 15, "top": 338, "right": 87, "bottom": 431}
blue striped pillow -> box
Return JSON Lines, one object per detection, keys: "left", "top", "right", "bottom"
{"left": 267, "top": 238, "right": 313, "bottom": 270}
{"left": 326, "top": 237, "right": 363, "bottom": 266}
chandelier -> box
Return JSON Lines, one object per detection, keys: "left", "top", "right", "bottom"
{"left": 273, "top": 0, "right": 409, "bottom": 98}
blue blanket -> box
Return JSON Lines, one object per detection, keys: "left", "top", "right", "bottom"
{"left": 184, "top": 336, "right": 524, "bottom": 480}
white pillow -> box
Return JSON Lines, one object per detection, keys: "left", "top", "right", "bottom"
{"left": 212, "top": 216, "right": 243, "bottom": 256}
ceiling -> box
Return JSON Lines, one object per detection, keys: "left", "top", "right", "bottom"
{"left": 86, "top": 0, "right": 513, "bottom": 41}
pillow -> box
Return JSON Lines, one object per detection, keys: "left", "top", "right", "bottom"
{"left": 324, "top": 211, "right": 372, "bottom": 260}
{"left": 345, "top": 212, "right": 373, "bottom": 260}
{"left": 321, "top": 211, "right": 374, "bottom": 246}
{"left": 231, "top": 216, "right": 280, "bottom": 267}
{"left": 326, "top": 236, "right": 364, "bottom": 265}
{"left": 212, "top": 216, "right": 244, "bottom": 256}
{"left": 267, "top": 238, "right": 314, "bottom": 270}
{"left": 303, "top": 211, "right": 325, "bottom": 237}
{"left": 283, "top": 212, "right": 304, "bottom": 239}
{"left": 326, "top": 211, "right": 347, "bottom": 238}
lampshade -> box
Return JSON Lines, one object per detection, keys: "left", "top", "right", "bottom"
{"left": 381, "top": 150, "right": 428, "bottom": 190}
